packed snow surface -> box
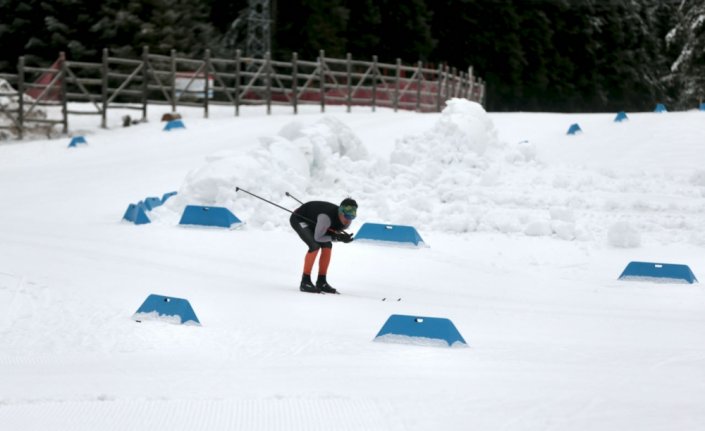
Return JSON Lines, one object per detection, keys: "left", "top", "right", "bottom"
{"left": 1, "top": 100, "right": 704, "bottom": 430}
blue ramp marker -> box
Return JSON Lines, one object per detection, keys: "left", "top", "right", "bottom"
{"left": 132, "top": 294, "right": 201, "bottom": 325}
{"left": 566, "top": 123, "right": 582, "bottom": 135}
{"left": 161, "top": 191, "right": 178, "bottom": 203}
{"left": 374, "top": 314, "right": 467, "bottom": 348}
{"left": 143, "top": 196, "right": 163, "bottom": 210}
{"left": 354, "top": 222, "right": 425, "bottom": 247}
{"left": 164, "top": 119, "right": 186, "bottom": 131}
{"left": 618, "top": 261, "right": 698, "bottom": 284}
{"left": 122, "top": 203, "right": 150, "bottom": 225}
{"left": 700, "top": 103, "right": 705, "bottom": 111}
{"left": 179, "top": 205, "right": 242, "bottom": 228}
{"left": 654, "top": 103, "right": 667, "bottom": 113}
{"left": 614, "top": 111, "right": 628, "bottom": 122}
{"left": 68, "top": 135, "right": 87, "bottom": 148}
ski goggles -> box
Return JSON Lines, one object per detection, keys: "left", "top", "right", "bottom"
{"left": 339, "top": 205, "right": 357, "bottom": 221}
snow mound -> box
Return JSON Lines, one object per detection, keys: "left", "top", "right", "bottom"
{"left": 152, "top": 117, "right": 368, "bottom": 227}
{"left": 150, "top": 100, "right": 705, "bottom": 247}
{"left": 390, "top": 98, "right": 499, "bottom": 166}
{"left": 607, "top": 221, "right": 642, "bottom": 248}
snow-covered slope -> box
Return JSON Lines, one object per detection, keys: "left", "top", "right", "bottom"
{"left": 0, "top": 102, "right": 703, "bottom": 430}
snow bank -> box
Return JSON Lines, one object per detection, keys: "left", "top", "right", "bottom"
{"left": 151, "top": 100, "right": 705, "bottom": 246}
{"left": 607, "top": 221, "right": 642, "bottom": 248}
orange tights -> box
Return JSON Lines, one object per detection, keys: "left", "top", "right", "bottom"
{"left": 303, "top": 248, "right": 331, "bottom": 276}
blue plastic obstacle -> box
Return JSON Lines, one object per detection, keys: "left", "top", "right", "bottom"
{"left": 354, "top": 222, "right": 425, "bottom": 247}
{"left": 132, "top": 294, "right": 201, "bottom": 325}
{"left": 179, "top": 205, "right": 242, "bottom": 228}
{"left": 68, "top": 135, "right": 87, "bottom": 148}
{"left": 123, "top": 191, "right": 178, "bottom": 225}
{"left": 614, "top": 111, "right": 628, "bottom": 122}
{"left": 163, "top": 119, "right": 185, "bottom": 131}
{"left": 700, "top": 103, "right": 705, "bottom": 111}
{"left": 374, "top": 314, "right": 467, "bottom": 348}
{"left": 654, "top": 103, "right": 667, "bottom": 113}
{"left": 122, "top": 202, "right": 150, "bottom": 225}
{"left": 143, "top": 196, "right": 163, "bottom": 210}
{"left": 161, "top": 191, "right": 178, "bottom": 203}
{"left": 566, "top": 123, "right": 582, "bottom": 135}
{"left": 618, "top": 261, "right": 698, "bottom": 284}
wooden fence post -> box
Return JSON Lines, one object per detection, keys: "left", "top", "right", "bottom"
{"left": 17, "top": 56, "right": 25, "bottom": 139}
{"left": 319, "top": 50, "right": 325, "bottom": 113}
{"left": 394, "top": 58, "right": 401, "bottom": 112}
{"left": 468, "top": 66, "right": 475, "bottom": 101}
{"left": 204, "top": 49, "right": 210, "bottom": 118}
{"left": 292, "top": 52, "right": 298, "bottom": 115}
{"left": 457, "top": 69, "right": 463, "bottom": 98}
{"left": 234, "top": 49, "right": 241, "bottom": 117}
{"left": 444, "top": 65, "right": 451, "bottom": 104}
{"left": 170, "top": 49, "right": 176, "bottom": 113}
{"left": 450, "top": 68, "right": 455, "bottom": 98}
{"left": 101, "top": 48, "right": 108, "bottom": 128}
{"left": 141, "top": 46, "right": 148, "bottom": 121}
{"left": 265, "top": 51, "right": 272, "bottom": 115}
{"left": 416, "top": 60, "right": 422, "bottom": 112}
{"left": 346, "top": 52, "right": 352, "bottom": 113}
{"left": 59, "top": 51, "right": 68, "bottom": 134}
{"left": 479, "top": 78, "right": 486, "bottom": 105}
{"left": 436, "top": 65, "right": 443, "bottom": 112}
{"left": 457, "top": 68, "right": 462, "bottom": 97}
{"left": 457, "top": 71, "right": 463, "bottom": 99}
{"left": 371, "top": 55, "right": 378, "bottom": 112}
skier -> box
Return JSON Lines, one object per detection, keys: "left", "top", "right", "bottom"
{"left": 289, "top": 198, "right": 357, "bottom": 293}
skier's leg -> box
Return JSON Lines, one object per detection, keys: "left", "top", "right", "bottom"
{"left": 318, "top": 247, "right": 331, "bottom": 278}
{"left": 304, "top": 249, "right": 319, "bottom": 275}
{"left": 316, "top": 245, "right": 337, "bottom": 293}
{"left": 290, "top": 214, "right": 321, "bottom": 292}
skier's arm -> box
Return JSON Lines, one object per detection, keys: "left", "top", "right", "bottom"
{"left": 314, "top": 214, "right": 333, "bottom": 242}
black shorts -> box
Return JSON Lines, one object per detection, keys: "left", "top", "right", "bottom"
{"left": 290, "top": 214, "right": 332, "bottom": 252}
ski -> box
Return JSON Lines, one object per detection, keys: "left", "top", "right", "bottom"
{"left": 298, "top": 287, "right": 400, "bottom": 300}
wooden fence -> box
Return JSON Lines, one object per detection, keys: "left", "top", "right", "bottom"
{"left": 0, "top": 48, "right": 485, "bottom": 139}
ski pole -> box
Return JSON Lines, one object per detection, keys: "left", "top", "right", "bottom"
{"left": 235, "top": 186, "right": 349, "bottom": 237}
{"left": 285, "top": 191, "right": 304, "bottom": 205}
{"left": 235, "top": 187, "right": 295, "bottom": 215}
{"left": 235, "top": 186, "right": 318, "bottom": 227}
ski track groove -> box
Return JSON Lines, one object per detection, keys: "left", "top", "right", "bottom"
{"left": 0, "top": 398, "right": 402, "bottom": 431}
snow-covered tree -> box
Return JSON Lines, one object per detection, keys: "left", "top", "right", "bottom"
{"left": 664, "top": 0, "right": 705, "bottom": 108}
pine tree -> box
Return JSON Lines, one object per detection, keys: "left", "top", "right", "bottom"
{"left": 136, "top": 0, "right": 219, "bottom": 57}
{"left": 429, "top": 0, "right": 524, "bottom": 111}
{"left": 0, "top": 0, "right": 45, "bottom": 70}
{"left": 664, "top": 0, "right": 705, "bottom": 108}
{"left": 273, "top": 0, "right": 349, "bottom": 59}
{"left": 342, "top": 0, "right": 382, "bottom": 59}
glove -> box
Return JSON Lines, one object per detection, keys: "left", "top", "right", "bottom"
{"left": 332, "top": 231, "right": 353, "bottom": 243}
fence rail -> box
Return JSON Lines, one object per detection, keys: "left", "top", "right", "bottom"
{"left": 0, "top": 48, "right": 485, "bottom": 140}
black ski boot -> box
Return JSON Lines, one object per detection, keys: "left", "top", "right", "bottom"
{"left": 300, "top": 274, "right": 320, "bottom": 293}
{"left": 316, "top": 276, "right": 338, "bottom": 294}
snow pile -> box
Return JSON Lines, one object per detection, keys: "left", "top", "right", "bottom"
{"left": 390, "top": 98, "right": 500, "bottom": 165}
{"left": 607, "top": 221, "right": 642, "bottom": 248}
{"left": 153, "top": 116, "right": 370, "bottom": 228}
{"left": 158, "top": 98, "right": 528, "bottom": 235}
{"left": 151, "top": 100, "right": 705, "bottom": 247}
